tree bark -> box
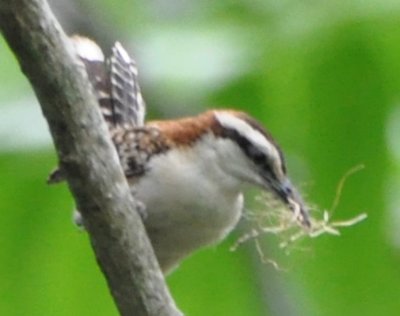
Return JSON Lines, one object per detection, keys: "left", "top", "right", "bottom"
{"left": 0, "top": 1, "right": 182, "bottom": 315}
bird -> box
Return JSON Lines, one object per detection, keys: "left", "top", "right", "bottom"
{"left": 48, "top": 36, "right": 310, "bottom": 274}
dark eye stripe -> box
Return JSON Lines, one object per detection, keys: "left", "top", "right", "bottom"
{"left": 237, "top": 114, "right": 287, "bottom": 175}
{"left": 221, "top": 127, "right": 278, "bottom": 181}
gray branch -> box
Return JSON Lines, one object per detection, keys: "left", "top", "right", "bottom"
{"left": 0, "top": 1, "right": 182, "bottom": 315}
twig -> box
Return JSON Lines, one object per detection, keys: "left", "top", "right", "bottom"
{"left": 0, "top": 1, "right": 182, "bottom": 315}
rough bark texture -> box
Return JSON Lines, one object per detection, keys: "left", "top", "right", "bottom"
{"left": 0, "top": 1, "right": 182, "bottom": 315}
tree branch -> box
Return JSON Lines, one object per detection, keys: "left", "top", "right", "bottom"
{"left": 0, "top": 1, "right": 182, "bottom": 315}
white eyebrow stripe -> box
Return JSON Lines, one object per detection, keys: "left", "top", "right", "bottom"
{"left": 214, "top": 111, "right": 282, "bottom": 167}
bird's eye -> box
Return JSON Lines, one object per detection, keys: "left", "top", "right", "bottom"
{"left": 248, "top": 146, "right": 265, "bottom": 164}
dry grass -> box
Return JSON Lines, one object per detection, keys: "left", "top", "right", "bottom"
{"left": 231, "top": 165, "right": 367, "bottom": 259}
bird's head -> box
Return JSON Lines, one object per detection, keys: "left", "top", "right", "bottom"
{"left": 212, "top": 110, "right": 310, "bottom": 227}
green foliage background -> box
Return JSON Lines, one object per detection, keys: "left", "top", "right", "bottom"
{"left": 1, "top": 1, "right": 400, "bottom": 315}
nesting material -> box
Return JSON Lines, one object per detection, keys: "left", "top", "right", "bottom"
{"left": 231, "top": 165, "right": 367, "bottom": 254}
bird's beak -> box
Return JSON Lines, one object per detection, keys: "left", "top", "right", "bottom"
{"left": 269, "top": 177, "right": 311, "bottom": 228}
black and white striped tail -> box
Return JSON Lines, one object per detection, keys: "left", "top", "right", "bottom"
{"left": 71, "top": 36, "right": 146, "bottom": 128}
{"left": 48, "top": 37, "right": 146, "bottom": 184}
{"left": 109, "top": 42, "right": 146, "bottom": 127}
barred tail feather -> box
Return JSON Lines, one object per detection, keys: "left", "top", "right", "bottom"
{"left": 109, "top": 42, "right": 146, "bottom": 127}
{"left": 70, "top": 36, "right": 114, "bottom": 127}
{"left": 48, "top": 37, "right": 147, "bottom": 185}
{"left": 70, "top": 36, "right": 146, "bottom": 128}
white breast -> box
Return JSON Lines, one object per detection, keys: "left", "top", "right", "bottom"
{"left": 134, "top": 134, "right": 244, "bottom": 273}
